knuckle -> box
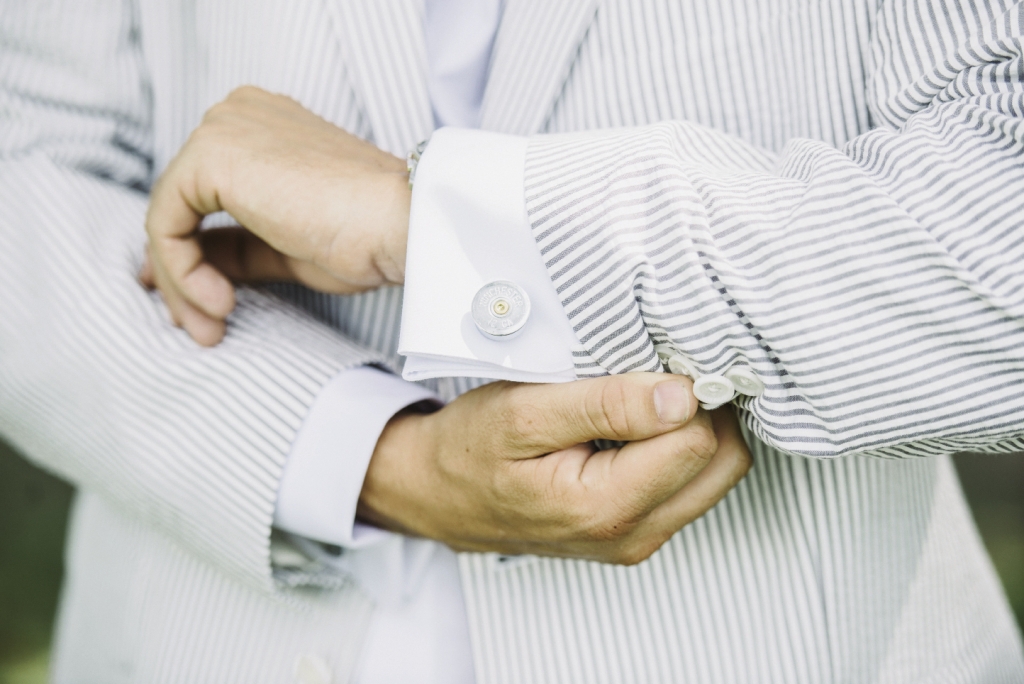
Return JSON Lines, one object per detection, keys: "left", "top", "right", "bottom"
{"left": 735, "top": 448, "right": 753, "bottom": 475}
{"left": 229, "top": 84, "right": 257, "bottom": 97}
{"left": 202, "top": 86, "right": 262, "bottom": 124}
{"left": 490, "top": 461, "right": 532, "bottom": 503}
{"left": 553, "top": 499, "right": 591, "bottom": 536}
{"left": 186, "top": 121, "right": 222, "bottom": 158}
{"left": 504, "top": 398, "right": 545, "bottom": 449}
{"left": 226, "top": 84, "right": 262, "bottom": 102}
{"left": 724, "top": 444, "right": 754, "bottom": 487}
{"left": 586, "top": 378, "right": 633, "bottom": 440}
{"left": 188, "top": 143, "right": 233, "bottom": 205}
{"left": 687, "top": 421, "right": 719, "bottom": 462}
{"left": 608, "top": 543, "right": 650, "bottom": 566}
{"left": 612, "top": 548, "right": 649, "bottom": 567}
{"left": 610, "top": 532, "right": 671, "bottom": 566}
{"left": 200, "top": 100, "right": 230, "bottom": 125}
{"left": 581, "top": 507, "right": 633, "bottom": 543}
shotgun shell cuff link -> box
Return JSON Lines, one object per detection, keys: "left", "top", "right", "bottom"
{"left": 472, "top": 280, "right": 531, "bottom": 339}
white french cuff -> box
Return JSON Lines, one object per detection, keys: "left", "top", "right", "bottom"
{"left": 399, "top": 127, "right": 578, "bottom": 384}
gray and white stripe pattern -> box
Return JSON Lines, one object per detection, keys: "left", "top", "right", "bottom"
{"left": 463, "top": 1, "right": 1024, "bottom": 681}
{"left": 462, "top": 440, "right": 1021, "bottom": 684}
{"left": 1, "top": 0, "right": 1023, "bottom": 682}
{"left": 0, "top": 0, "right": 390, "bottom": 598}
{"left": 524, "top": 0, "right": 1024, "bottom": 459}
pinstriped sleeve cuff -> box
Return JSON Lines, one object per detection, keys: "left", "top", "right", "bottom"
{"left": 522, "top": 116, "right": 1024, "bottom": 458}
{"left": 523, "top": 127, "right": 749, "bottom": 379}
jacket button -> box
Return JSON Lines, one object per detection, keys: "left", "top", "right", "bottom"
{"left": 725, "top": 366, "right": 765, "bottom": 397}
{"left": 472, "top": 280, "right": 531, "bottom": 339}
{"left": 294, "top": 654, "right": 332, "bottom": 684}
{"left": 693, "top": 375, "right": 736, "bottom": 404}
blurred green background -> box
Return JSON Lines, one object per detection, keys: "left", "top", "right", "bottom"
{"left": 0, "top": 439, "right": 1021, "bottom": 684}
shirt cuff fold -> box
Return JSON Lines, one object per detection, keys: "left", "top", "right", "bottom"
{"left": 398, "top": 127, "right": 578, "bottom": 384}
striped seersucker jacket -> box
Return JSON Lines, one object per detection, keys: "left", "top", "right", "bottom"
{"left": 1, "top": 0, "right": 1024, "bottom": 682}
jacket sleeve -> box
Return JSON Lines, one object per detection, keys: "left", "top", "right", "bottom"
{"left": 524, "top": 0, "right": 1024, "bottom": 458}
{"left": 0, "top": 0, "right": 382, "bottom": 592}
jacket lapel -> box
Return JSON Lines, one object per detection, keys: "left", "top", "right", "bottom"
{"left": 324, "top": 0, "right": 434, "bottom": 155}
{"left": 480, "top": 0, "right": 600, "bottom": 135}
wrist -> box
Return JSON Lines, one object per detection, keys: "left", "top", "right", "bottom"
{"left": 373, "top": 167, "right": 411, "bottom": 286}
{"left": 356, "top": 407, "right": 435, "bottom": 537}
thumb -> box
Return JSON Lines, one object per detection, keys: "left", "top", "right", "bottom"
{"left": 501, "top": 372, "right": 698, "bottom": 456}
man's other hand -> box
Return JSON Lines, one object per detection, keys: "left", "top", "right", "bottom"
{"left": 359, "top": 373, "right": 752, "bottom": 565}
{"left": 141, "top": 86, "right": 410, "bottom": 346}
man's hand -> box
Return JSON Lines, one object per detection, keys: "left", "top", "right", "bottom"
{"left": 359, "top": 373, "right": 752, "bottom": 565}
{"left": 141, "top": 86, "right": 410, "bottom": 346}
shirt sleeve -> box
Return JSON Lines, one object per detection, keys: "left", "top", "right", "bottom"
{"left": 398, "top": 2, "right": 1024, "bottom": 459}
{"left": 398, "top": 127, "right": 578, "bottom": 384}
{"left": 274, "top": 365, "right": 438, "bottom": 548}
{"left": 521, "top": 1, "right": 1024, "bottom": 458}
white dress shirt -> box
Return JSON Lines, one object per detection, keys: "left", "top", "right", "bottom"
{"left": 272, "top": 2, "right": 525, "bottom": 683}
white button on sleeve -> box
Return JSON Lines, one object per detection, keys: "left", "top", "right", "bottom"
{"left": 655, "top": 344, "right": 676, "bottom": 365}
{"left": 667, "top": 353, "right": 700, "bottom": 379}
{"left": 725, "top": 366, "right": 765, "bottom": 397}
{"left": 693, "top": 375, "right": 737, "bottom": 405}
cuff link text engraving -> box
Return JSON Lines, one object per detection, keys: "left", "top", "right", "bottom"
{"left": 472, "top": 280, "right": 531, "bottom": 339}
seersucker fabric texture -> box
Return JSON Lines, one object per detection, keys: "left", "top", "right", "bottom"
{"left": 524, "top": 0, "right": 1024, "bottom": 459}
{"left": 0, "top": 0, "right": 1022, "bottom": 682}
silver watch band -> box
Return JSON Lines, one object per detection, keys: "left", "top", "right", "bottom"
{"left": 406, "top": 139, "right": 430, "bottom": 190}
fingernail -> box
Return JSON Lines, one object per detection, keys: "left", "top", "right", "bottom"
{"left": 654, "top": 381, "right": 691, "bottom": 424}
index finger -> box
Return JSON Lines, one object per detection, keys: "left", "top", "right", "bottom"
{"left": 635, "top": 406, "right": 752, "bottom": 532}
{"left": 145, "top": 154, "right": 236, "bottom": 319}
{"left": 580, "top": 409, "right": 720, "bottom": 522}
